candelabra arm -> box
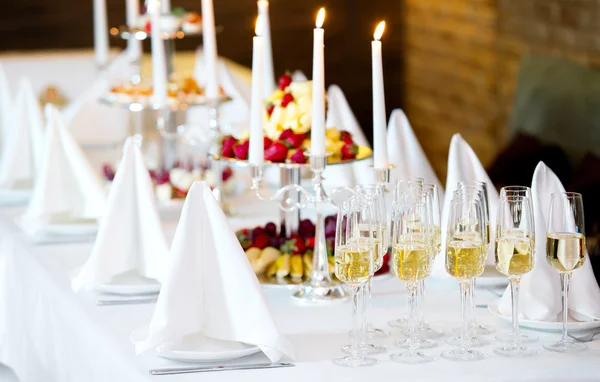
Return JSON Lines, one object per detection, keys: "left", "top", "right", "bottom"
{"left": 250, "top": 165, "right": 311, "bottom": 212}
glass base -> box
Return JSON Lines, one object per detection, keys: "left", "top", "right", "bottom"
{"left": 494, "top": 344, "right": 539, "bottom": 357}
{"left": 390, "top": 351, "right": 435, "bottom": 364}
{"left": 292, "top": 279, "right": 348, "bottom": 302}
{"left": 496, "top": 331, "right": 538, "bottom": 344}
{"left": 402, "top": 326, "right": 444, "bottom": 340}
{"left": 544, "top": 339, "right": 587, "bottom": 353}
{"left": 348, "top": 326, "right": 390, "bottom": 339}
{"left": 332, "top": 355, "right": 378, "bottom": 367}
{"left": 387, "top": 317, "right": 408, "bottom": 329}
{"left": 453, "top": 323, "right": 495, "bottom": 336}
{"left": 395, "top": 338, "right": 438, "bottom": 349}
{"left": 342, "top": 343, "right": 386, "bottom": 355}
{"left": 441, "top": 348, "right": 487, "bottom": 362}
{"left": 446, "top": 335, "right": 488, "bottom": 348}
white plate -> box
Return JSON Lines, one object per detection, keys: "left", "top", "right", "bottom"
{"left": 42, "top": 222, "right": 99, "bottom": 236}
{"left": 0, "top": 189, "right": 31, "bottom": 205}
{"left": 476, "top": 265, "right": 509, "bottom": 288}
{"left": 94, "top": 271, "right": 161, "bottom": 296}
{"left": 488, "top": 299, "right": 600, "bottom": 332}
{"left": 130, "top": 327, "right": 260, "bottom": 363}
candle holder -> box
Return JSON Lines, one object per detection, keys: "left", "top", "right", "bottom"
{"left": 250, "top": 153, "right": 348, "bottom": 302}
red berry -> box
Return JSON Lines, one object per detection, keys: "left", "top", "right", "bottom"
{"left": 144, "top": 20, "right": 152, "bottom": 33}
{"left": 279, "top": 129, "right": 294, "bottom": 141}
{"left": 282, "top": 132, "right": 306, "bottom": 149}
{"left": 306, "top": 237, "right": 315, "bottom": 249}
{"left": 341, "top": 142, "right": 358, "bottom": 160}
{"left": 339, "top": 131, "right": 354, "bottom": 145}
{"left": 290, "top": 149, "right": 307, "bottom": 164}
{"left": 266, "top": 103, "right": 275, "bottom": 117}
{"left": 264, "top": 141, "right": 288, "bottom": 162}
{"left": 280, "top": 93, "right": 294, "bottom": 108}
{"left": 278, "top": 74, "right": 293, "bottom": 90}
{"left": 233, "top": 140, "right": 249, "bottom": 160}
{"left": 221, "top": 136, "right": 237, "bottom": 158}
{"left": 298, "top": 218, "right": 316, "bottom": 238}
{"left": 253, "top": 234, "right": 269, "bottom": 250}
{"left": 282, "top": 235, "right": 306, "bottom": 255}
{"left": 263, "top": 136, "right": 273, "bottom": 149}
{"left": 264, "top": 222, "right": 277, "bottom": 236}
{"left": 153, "top": 169, "right": 170, "bottom": 185}
{"left": 221, "top": 166, "right": 233, "bottom": 182}
{"left": 103, "top": 163, "right": 116, "bottom": 181}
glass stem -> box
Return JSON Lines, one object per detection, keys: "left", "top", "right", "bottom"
{"left": 469, "top": 278, "right": 476, "bottom": 327}
{"left": 560, "top": 272, "right": 572, "bottom": 342}
{"left": 351, "top": 284, "right": 364, "bottom": 351}
{"left": 407, "top": 281, "right": 419, "bottom": 354}
{"left": 365, "top": 277, "right": 372, "bottom": 330}
{"left": 460, "top": 280, "right": 471, "bottom": 351}
{"left": 510, "top": 277, "right": 521, "bottom": 347}
{"left": 418, "top": 279, "right": 425, "bottom": 326}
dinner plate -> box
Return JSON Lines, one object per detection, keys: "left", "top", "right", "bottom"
{"left": 0, "top": 189, "right": 31, "bottom": 205}
{"left": 488, "top": 299, "right": 600, "bottom": 332}
{"left": 476, "top": 265, "right": 509, "bottom": 288}
{"left": 130, "top": 327, "right": 261, "bottom": 362}
{"left": 94, "top": 271, "right": 161, "bottom": 296}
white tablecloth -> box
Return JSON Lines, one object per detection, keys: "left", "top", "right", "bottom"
{"left": 0, "top": 193, "right": 599, "bottom": 382}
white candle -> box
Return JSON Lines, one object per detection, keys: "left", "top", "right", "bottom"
{"left": 93, "top": 0, "right": 109, "bottom": 68}
{"left": 249, "top": 17, "right": 264, "bottom": 165}
{"left": 310, "top": 8, "right": 326, "bottom": 156}
{"left": 125, "top": 0, "right": 141, "bottom": 59}
{"left": 257, "top": 0, "right": 276, "bottom": 98}
{"left": 161, "top": 0, "right": 171, "bottom": 14}
{"left": 149, "top": 0, "right": 168, "bottom": 105}
{"left": 202, "top": 0, "right": 219, "bottom": 99}
{"left": 372, "top": 21, "right": 388, "bottom": 168}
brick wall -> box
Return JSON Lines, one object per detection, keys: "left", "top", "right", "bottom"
{"left": 402, "top": 0, "right": 600, "bottom": 181}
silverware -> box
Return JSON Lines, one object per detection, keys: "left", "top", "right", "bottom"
{"left": 568, "top": 331, "right": 600, "bottom": 343}
{"left": 149, "top": 362, "right": 295, "bottom": 375}
{"left": 96, "top": 298, "right": 157, "bottom": 306}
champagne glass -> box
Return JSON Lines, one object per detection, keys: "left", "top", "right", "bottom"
{"left": 333, "top": 198, "right": 378, "bottom": 367}
{"left": 442, "top": 193, "right": 488, "bottom": 362}
{"left": 494, "top": 196, "right": 538, "bottom": 357}
{"left": 500, "top": 185, "right": 533, "bottom": 200}
{"left": 544, "top": 192, "right": 587, "bottom": 353}
{"left": 390, "top": 189, "right": 435, "bottom": 364}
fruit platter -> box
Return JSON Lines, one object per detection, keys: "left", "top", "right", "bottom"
{"left": 237, "top": 217, "right": 390, "bottom": 287}
{"left": 217, "top": 74, "right": 372, "bottom": 166}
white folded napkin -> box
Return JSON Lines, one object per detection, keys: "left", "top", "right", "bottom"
{"left": 134, "top": 182, "right": 293, "bottom": 362}
{"left": 187, "top": 49, "right": 251, "bottom": 135}
{"left": 21, "top": 105, "right": 106, "bottom": 233}
{"left": 387, "top": 109, "right": 444, "bottom": 199}
{"left": 324, "top": 84, "right": 374, "bottom": 187}
{"left": 498, "top": 162, "right": 600, "bottom": 321}
{"left": 0, "top": 65, "right": 12, "bottom": 155}
{"left": 432, "top": 133, "right": 499, "bottom": 278}
{"left": 0, "top": 78, "right": 45, "bottom": 190}
{"left": 71, "top": 138, "right": 169, "bottom": 292}
{"left": 291, "top": 70, "right": 308, "bottom": 82}
{"left": 61, "top": 53, "right": 132, "bottom": 146}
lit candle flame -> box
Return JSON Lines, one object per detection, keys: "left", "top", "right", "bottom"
{"left": 374, "top": 21, "right": 385, "bottom": 41}
{"left": 255, "top": 15, "right": 263, "bottom": 36}
{"left": 316, "top": 8, "right": 326, "bottom": 28}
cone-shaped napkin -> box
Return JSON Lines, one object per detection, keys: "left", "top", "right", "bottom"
{"left": 21, "top": 105, "right": 106, "bottom": 233}
{"left": 72, "top": 138, "right": 169, "bottom": 292}
{"left": 498, "top": 162, "right": 600, "bottom": 321}
{"left": 324, "top": 84, "right": 373, "bottom": 187}
{"left": 432, "top": 134, "right": 500, "bottom": 278}
{"left": 0, "top": 65, "right": 11, "bottom": 154}
{"left": 387, "top": 109, "right": 444, "bottom": 199}
{"left": 62, "top": 53, "right": 131, "bottom": 146}
{"left": 0, "top": 78, "right": 44, "bottom": 190}
{"left": 134, "top": 182, "right": 293, "bottom": 362}
{"left": 291, "top": 70, "right": 308, "bottom": 82}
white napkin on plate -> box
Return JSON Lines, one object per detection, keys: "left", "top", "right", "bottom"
{"left": 21, "top": 104, "right": 106, "bottom": 233}
{"left": 0, "top": 77, "right": 44, "bottom": 191}
{"left": 387, "top": 109, "right": 444, "bottom": 199}
{"left": 324, "top": 84, "right": 373, "bottom": 188}
{"left": 187, "top": 49, "right": 251, "bottom": 135}
{"left": 431, "top": 133, "right": 499, "bottom": 278}
{"left": 71, "top": 138, "right": 169, "bottom": 292}
{"left": 0, "top": 65, "right": 12, "bottom": 155}
{"left": 134, "top": 182, "right": 293, "bottom": 362}
{"left": 498, "top": 162, "right": 600, "bottom": 321}
{"left": 61, "top": 53, "right": 132, "bottom": 146}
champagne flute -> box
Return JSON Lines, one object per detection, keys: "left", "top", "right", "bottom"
{"left": 494, "top": 196, "right": 538, "bottom": 357}
{"left": 544, "top": 192, "right": 587, "bottom": 353}
{"left": 442, "top": 193, "right": 488, "bottom": 362}
{"left": 333, "top": 198, "right": 378, "bottom": 367}
{"left": 390, "top": 189, "right": 435, "bottom": 364}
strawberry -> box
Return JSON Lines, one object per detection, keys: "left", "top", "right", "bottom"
{"left": 263, "top": 136, "right": 273, "bottom": 150}
{"left": 280, "top": 93, "right": 294, "bottom": 107}
{"left": 102, "top": 163, "right": 116, "bottom": 181}
{"left": 281, "top": 235, "right": 306, "bottom": 255}
{"left": 341, "top": 142, "right": 358, "bottom": 160}
{"left": 144, "top": 20, "right": 152, "bottom": 33}
{"left": 282, "top": 132, "right": 306, "bottom": 149}
{"left": 339, "top": 131, "right": 354, "bottom": 144}
{"left": 221, "top": 136, "right": 237, "bottom": 158}
{"left": 279, "top": 129, "right": 294, "bottom": 141}
{"left": 264, "top": 141, "right": 288, "bottom": 162}
{"left": 221, "top": 166, "right": 233, "bottom": 182}
{"left": 306, "top": 236, "right": 315, "bottom": 249}
{"left": 253, "top": 234, "right": 269, "bottom": 250}
{"left": 152, "top": 169, "right": 170, "bottom": 185}
{"left": 289, "top": 149, "right": 307, "bottom": 164}
{"left": 266, "top": 103, "right": 275, "bottom": 117}
{"left": 264, "top": 222, "right": 277, "bottom": 236}
{"left": 233, "top": 140, "right": 249, "bottom": 160}
{"left": 278, "top": 73, "right": 293, "bottom": 90}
